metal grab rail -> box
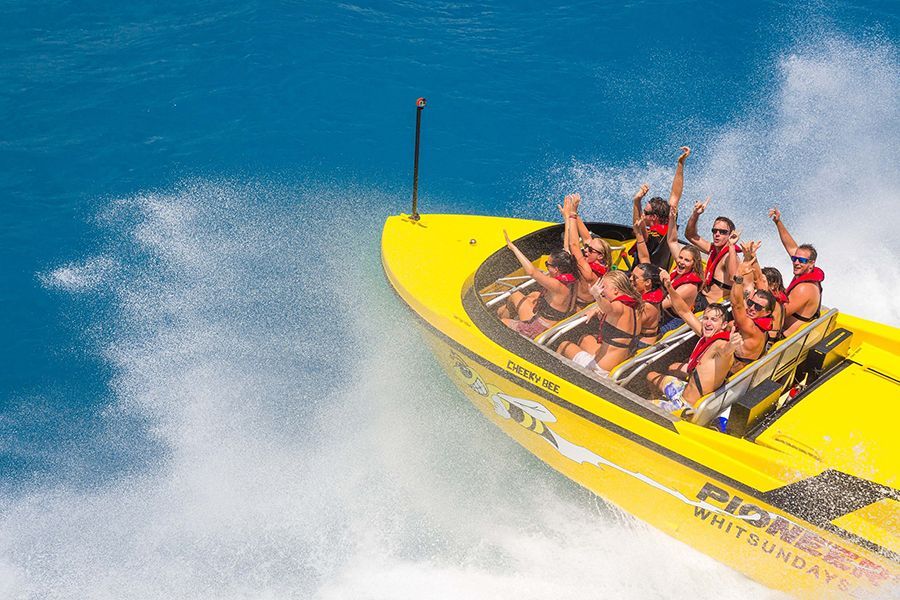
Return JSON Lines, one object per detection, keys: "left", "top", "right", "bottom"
{"left": 482, "top": 276, "right": 537, "bottom": 307}
{"left": 612, "top": 329, "right": 697, "bottom": 385}
{"left": 689, "top": 308, "right": 838, "bottom": 427}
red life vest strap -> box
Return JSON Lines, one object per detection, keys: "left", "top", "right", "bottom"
{"left": 786, "top": 267, "right": 825, "bottom": 296}
{"left": 642, "top": 288, "right": 664, "bottom": 304}
{"left": 686, "top": 331, "right": 731, "bottom": 373}
{"left": 670, "top": 271, "right": 702, "bottom": 289}
{"left": 703, "top": 244, "right": 741, "bottom": 288}
{"left": 589, "top": 262, "right": 607, "bottom": 277}
{"left": 753, "top": 316, "right": 774, "bottom": 332}
{"left": 555, "top": 273, "right": 576, "bottom": 284}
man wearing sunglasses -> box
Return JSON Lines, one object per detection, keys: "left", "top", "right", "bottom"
{"left": 729, "top": 261, "right": 777, "bottom": 374}
{"left": 685, "top": 197, "right": 740, "bottom": 303}
{"left": 769, "top": 208, "right": 825, "bottom": 336}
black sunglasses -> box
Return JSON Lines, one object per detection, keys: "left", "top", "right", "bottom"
{"left": 585, "top": 246, "right": 602, "bottom": 254}
{"left": 747, "top": 298, "right": 768, "bottom": 312}
{"left": 790, "top": 255, "right": 810, "bottom": 264}
{"left": 711, "top": 227, "right": 730, "bottom": 236}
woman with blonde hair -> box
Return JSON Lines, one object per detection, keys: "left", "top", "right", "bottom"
{"left": 557, "top": 270, "right": 642, "bottom": 377}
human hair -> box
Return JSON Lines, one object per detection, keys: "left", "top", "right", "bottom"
{"left": 550, "top": 250, "right": 578, "bottom": 277}
{"left": 797, "top": 243, "right": 817, "bottom": 261}
{"left": 646, "top": 197, "right": 669, "bottom": 221}
{"left": 713, "top": 216, "right": 735, "bottom": 232}
{"left": 588, "top": 237, "right": 612, "bottom": 265}
{"left": 761, "top": 267, "right": 785, "bottom": 292}
{"left": 703, "top": 304, "right": 728, "bottom": 321}
{"left": 636, "top": 262, "right": 661, "bottom": 290}
{"left": 602, "top": 271, "right": 643, "bottom": 312}
{"left": 753, "top": 289, "right": 776, "bottom": 313}
{"left": 679, "top": 245, "right": 704, "bottom": 279}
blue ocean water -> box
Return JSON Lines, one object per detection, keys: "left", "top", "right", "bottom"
{"left": 1, "top": 1, "right": 898, "bottom": 597}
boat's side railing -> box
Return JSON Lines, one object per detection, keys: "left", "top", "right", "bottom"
{"left": 690, "top": 308, "right": 839, "bottom": 427}
{"left": 610, "top": 327, "right": 696, "bottom": 385}
{"left": 534, "top": 309, "right": 592, "bottom": 347}
{"left": 481, "top": 275, "right": 537, "bottom": 308}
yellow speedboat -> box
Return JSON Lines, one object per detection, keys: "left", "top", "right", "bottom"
{"left": 381, "top": 212, "right": 899, "bottom": 598}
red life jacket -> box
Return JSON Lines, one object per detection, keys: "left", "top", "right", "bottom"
{"left": 670, "top": 270, "right": 703, "bottom": 289}
{"left": 752, "top": 316, "right": 774, "bottom": 332}
{"left": 628, "top": 224, "right": 669, "bottom": 257}
{"left": 703, "top": 244, "right": 740, "bottom": 288}
{"left": 785, "top": 267, "right": 825, "bottom": 296}
{"left": 555, "top": 272, "right": 577, "bottom": 284}
{"left": 642, "top": 287, "right": 664, "bottom": 304}
{"left": 589, "top": 261, "right": 608, "bottom": 277}
{"left": 773, "top": 290, "right": 788, "bottom": 305}
{"left": 613, "top": 294, "right": 638, "bottom": 308}
{"left": 648, "top": 223, "right": 668, "bottom": 238}
{"left": 686, "top": 331, "right": 731, "bottom": 373}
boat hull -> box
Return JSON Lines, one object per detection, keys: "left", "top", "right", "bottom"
{"left": 417, "top": 323, "right": 895, "bottom": 598}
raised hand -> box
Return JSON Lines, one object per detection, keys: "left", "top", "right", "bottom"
{"left": 659, "top": 269, "right": 672, "bottom": 288}
{"left": 740, "top": 240, "right": 761, "bottom": 260}
{"left": 633, "top": 183, "right": 650, "bottom": 202}
{"left": 678, "top": 146, "right": 691, "bottom": 163}
{"left": 571, "top": 193, "right": 581, "bottom": 212}
{"left": 728, "top": 228, "right": 742, "bottom": 246}
{"left": 768, "top": 208, "right": 781, "bottom": 223}
{"left": 693, "top": 197, "right": 710, "bottom": 215}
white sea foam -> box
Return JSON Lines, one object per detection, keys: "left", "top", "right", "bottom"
{"left": 39, "top": 256, "right": 118, "bottom": 292}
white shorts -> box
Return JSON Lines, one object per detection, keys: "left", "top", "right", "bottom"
{"left": 571, "top": 351, "right": 610, "bottom": 378}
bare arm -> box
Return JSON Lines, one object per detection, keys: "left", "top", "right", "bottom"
{"left": 632, "top": 183, "right": 650, "bottom": 234}
{"left": 504, "top": 230, "right": 563, "bottom": 292}
{"left": 570, "top": 194, "right": 592, "bottom": 242}
{"left": 632, "top": 219, "right": 651, "bottom": 264}
{"left": 768, "top": 208, "right": 799, "bottom": 256}
{"left": 660, "top": 271, "right": 702, "bottom": 335}
{"left": 564, "top": 196, "right": 596, "bottom": 281}
{"left": 726, "top": 229, "right": 741, "bottom": 284}
{"left": 666, "top": 196, "right": 683, "bottom": 259}
{"left": 729, "top": 270, "right": 754, "bottom": 335}
{"left": 740, "top": 241, "right": 763, "bottom": 289}
{"left": 669, "top": 146, "right": 690, "bottom": 205}
{"left": 685, "top": 197, "right": 712, "bottom": 254}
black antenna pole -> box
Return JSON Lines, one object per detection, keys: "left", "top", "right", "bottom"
{"left": 410, "top": 97, "right": 426, "bottom": 220}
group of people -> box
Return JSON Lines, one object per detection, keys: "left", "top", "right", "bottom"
{"left": 498, "top": 147, "right": 826, "bottom": 416}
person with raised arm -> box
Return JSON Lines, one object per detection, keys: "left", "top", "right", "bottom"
{"left": 630, "top": 147, "right": 691, "bottom": 269}
{"left": 655, "top": 182, "right": 705, "bottom": 333}
{"left": 557, "top": 271, "right": 641, "bottom": 378}
{"left": 562, "top": 194, "right": 612, "bottom": 309}
{"left": 499, "top": 230, "right": 578, "bottom": 338}
{"left": 646, "top": 270, "right": 742, "bottom": 415}
{"left": 768, "top": 208, "right": 825, "bottom": 336}
{"left": 685, "top": 196, "right": 740, "bottom": 303}
{"left": 726, "top": 233, "right": 776, "bottom": 374}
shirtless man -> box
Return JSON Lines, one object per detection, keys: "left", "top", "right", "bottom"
{"left": 685, "top": 198, "right": 739, "bottom": 303}
{"left": 728, "top": 240, "right": 776, "bottom": 374}
{"left": 769, "top": 208, "right": 825, "bottom": 336}
{"left": 647, "top": 271, "right": 742, "bottom": 414}
{"left": 630, "top": 146, "right": 691, "bottom": 269}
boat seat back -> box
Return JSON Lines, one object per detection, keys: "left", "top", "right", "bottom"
{"left": 689, "top": 308, "right": 839, "bottom": 428}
